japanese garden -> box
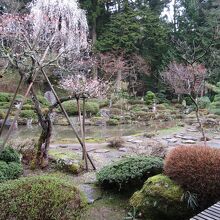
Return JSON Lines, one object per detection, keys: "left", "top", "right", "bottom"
{"left": 0, "top": 0, "right": 220, "bottom": 219}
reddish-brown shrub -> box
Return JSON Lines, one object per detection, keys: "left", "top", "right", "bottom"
{"left": 164, "top": 145, "right": 220, "bottom": 207}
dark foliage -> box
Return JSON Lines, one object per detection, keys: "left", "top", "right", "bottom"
{"left": 97, "top": 156, "right": 163, "bottom": 191}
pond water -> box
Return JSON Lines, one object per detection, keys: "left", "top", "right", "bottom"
{"left": 1, "top": 120, "right": 178, "bottom": 143}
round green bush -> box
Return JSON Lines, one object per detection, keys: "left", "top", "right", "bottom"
{"left": 0, "top": 161, "right": 23, "bottom": 182}
{"left": 22, "top": 104, "right": 34, "bottom": 110}
{"left": 20, "top": 110, "right": 37, "bottom": 119}
{"left": 0, "top": 147, "right": 20, "bottom": 163}
{"left": 197, "top": 96, "right": 211, "bottom": 109}
{"left": 97, "top": 156, "right": 163, "bottom": 190}
{"left": 0, "top": 92, "right": 10, "bottom": 102}
{"left": 61, "top": 100, "right": 99, "bottom": 116}
{"left": 37, "top": 95, "right": 50, "bottom": 107}
{"left": 0, "top": 175, "right": 87, "bottom": 220}
{"left": 0, "top": 110, "right": 6, "bottom": 119}
{"left": 130, "top": 174, "right": 193, "bottom": 220}
{"left": 145, "top": 91, "right": 156, "bottom": 105}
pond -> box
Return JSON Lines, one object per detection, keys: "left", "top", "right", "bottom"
{"left": 1, "top": 120, "right": 178, "bottom": 144}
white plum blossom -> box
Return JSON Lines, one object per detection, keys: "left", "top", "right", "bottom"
{"left": 30, "top": 0, "right": 89, "bottom": 54}
{"left": 60, "top": 75, "right": 109, "bottom": 99}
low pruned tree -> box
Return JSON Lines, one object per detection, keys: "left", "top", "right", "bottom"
{"left": 161, "top": 61, "right": 207, "bottom": 145}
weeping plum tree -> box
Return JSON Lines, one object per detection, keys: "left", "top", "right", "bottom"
{"left": 60, "top": 75, "right": 108, "bottom": 170}
{"left": 0, "top": 0, "right": 92, "bottom": 167}
{"left": 161, "top": 61, "right": 207, "bottom": 145}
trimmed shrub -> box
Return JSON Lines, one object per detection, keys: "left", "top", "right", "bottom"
{"left": 61, "top": 100, "right": 99, "bottom": 116}
{"left": 128, "top": 99, "right": 145, "bottom": 105}
{"left": 145, "top": 91, "right": 156, "bottom": 105}
{"left": 97, "top": 156, "right": 163, "bottom": 190}
{"left": 107, "top": 137, "right": 124, "bottom": 148}
{"left": 0, "top": 92, "right": 10, "bottom": 102}
{"left": 164, "top": 146, "right": 220, "bottom": 207}
{"left": 130, "top": 174, "right": 192, "bottom": 220}
{"left": 37, "top": 95, "right": 50, "bottom": 107}
{"left": 20, "top": 110, "right": 37, "bottom": 119}
{"left": 106, "top": 118, "right": 119, "bottom": 125}
{"left": 0, "top": 110, "right": 6, "bottom": 119}
{"left": 22, "top": 104, "right": 34, "bottom": 110}
{"left": 0, "top": 147, "right": 20, "bottom": 163}
{"left": 0, "top": 175, "right": 87, "bottom": 220}
{"left": 197, "top": 96, "right": 211, "bottom": 109}
{"left": 0, "top": 161, "right": 23, "bottom": 182}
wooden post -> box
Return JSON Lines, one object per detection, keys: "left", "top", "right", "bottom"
{"left": 76, "top": 98, "right": 88, "bottom": 170}
{"left": 2, "top": 81, "right": 35, "bottom": 149}
{"left": 82, "top": 97, "right": 88, "bottom": 170}
{"left": 0, "top": 76, "right": 23, "bottom": 137}
{"left": 40, "top": 68, "right": 96, "bottom": 170}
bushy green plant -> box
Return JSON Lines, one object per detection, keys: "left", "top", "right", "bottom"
{"left": 0, "top": 161, "right": 23, "bottom": 182}
{"left": 0, "top": 92, "right": 10, "bottom": 102}
{"left": 20, "top": 110, "right": 37, "bottom": 119}
{"left": 22, "top": 104, "right": 34, "bottom": 110}
{"left": 37, "top": 95, "right": 50, "bottom": 107}
{"left": 0, "top": 175, "right": 87, "bottom": 220}
{"left": 0, "top": 110, "right": 5, "bottom": 119}
{"left": 197, "top": 96, "right": 211, "bottom": 109}
{"left": 106, "top": 118, "right": 119, "bottom": 125}
{"left": 61, "top": 100, "right": 99, "bottom": 116}
{"left": 210, "top": 82, "right": 220, "bottom": 115}
{"left": 97, "top": 156, "right": 163, "bottom": 190}
{"left": 145, "top": 91, "right": 156, "bottom": 105}
{"left": 130, "top": 174, "right": 193, "bottom": 220}
{"left": 0, "top": 147, "right": 20, "bottom": 163}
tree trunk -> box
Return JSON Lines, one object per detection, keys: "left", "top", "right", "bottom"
{"left": 189, "top": 95, "right": 207, "bottom": 146}
{"left": 116, "top": 70, "right": 122, "bottom": 92}
{"left": 31, "top": 87, "right": 52, "bottom": 168}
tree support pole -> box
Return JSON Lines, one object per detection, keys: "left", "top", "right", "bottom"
{"left": 0, "top": 76, "right": 23, "bottom": 137}
{"left": 40, "top": 68, "right": 96, "bottom": 170}
{"left": 76, "top": 98, "right": 88, "bottom": 171}
{"left": 1, "top": 81, "right": 35, "bottom": 149}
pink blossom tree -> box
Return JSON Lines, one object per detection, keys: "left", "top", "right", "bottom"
{"left": 60, "top": 75, "right": 109, "bottom": 170}
{"left": 161, "top": 61, "right": 207, "bottom": 145}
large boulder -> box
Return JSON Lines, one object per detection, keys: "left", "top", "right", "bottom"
{"left": 130, "top": 174, "right": 193, "bottom": 220}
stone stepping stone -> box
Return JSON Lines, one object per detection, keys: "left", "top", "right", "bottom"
{"left": 174, "top": 134, "right": 183, "bottom": 138}
{"left": 181, "top": 136, "right": 197, "bottom": 141}
{"left": 87, "top": 148, "right": 96, "bottom": 152}
{"left": 186, "top": 128, "right": 198, "bottom": 132}
{"left": 182, "top": 140, "right": 196, "bottom": 144}
{"left": 166, "top": 138, "right": 178, "bottom": 143}
{"left": 59, "top": 145, "right": 68, "bottom": 148}
{"left": 94, "top": 149, "right": 110, "bottom": 153}
{"left": 118, "top": 147, "right": 128, "bottom": 152}
{"left": 214, "top": 136, "right": 220, "bottom": 140}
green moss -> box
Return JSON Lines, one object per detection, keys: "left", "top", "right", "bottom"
{"left": 0, "top": 175, "right": 87, "bottom": 220}
{"left": 49, "top": 149, "right": 84, "bottom": 174}
{"left": 130, "top": 174, "right": 193, "bottom": 220}
{"left": 97, "top": 156, "right": 163, "bottom": 191}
